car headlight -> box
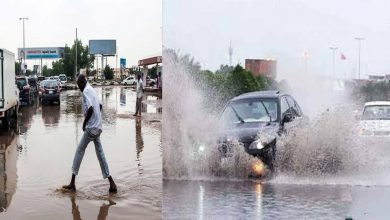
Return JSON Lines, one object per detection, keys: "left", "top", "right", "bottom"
{"left": 249, "top": 141, "right": 264, "bottom": 150}
{"left": 198, "top": 144, "right": 205, "bottom": 153}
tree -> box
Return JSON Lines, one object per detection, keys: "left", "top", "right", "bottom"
{"left": 61, "top": 39, "right": 95, "bottom": 79}
{"left": 104, "top": 65, "right": 114, "bottom": 80}
{"left": 15, "top": 61, "right": 21, "bottom": 75}
{"left": 42, "top": 65, "right": 52, "bottom": 77}
{"left": 148, "top": 65, "right": 158, "bottom": 79}
{"left": 51, "top": 60, "right": 64, "bottom": 76}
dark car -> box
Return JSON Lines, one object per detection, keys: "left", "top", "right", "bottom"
{"left": 218, "top": 91, "right": 304, "bottom": 171}
{"left": 40, "top": 80, "right": 61, "bottom": 105}
{"left": 16, "top": 76, "right": 34, "bottom": 106}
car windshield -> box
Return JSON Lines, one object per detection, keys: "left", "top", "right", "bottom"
{"left": 44, "top": 80, "right": 59, "bottom": 88}
{"left": 16, "top": 78, "right": 27, "bottom": 88}
{"left": 59, "top": 76, "right": 66, "bottom": 81}
{"left": 362, "top": 105, "right": 390, "bottom": 120}
{"left": 221, "top": 98, "right": 278, "bottom": 124}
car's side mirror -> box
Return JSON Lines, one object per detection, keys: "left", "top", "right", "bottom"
{"left": 282, "top": 113, "right": 293, "bottom": 125}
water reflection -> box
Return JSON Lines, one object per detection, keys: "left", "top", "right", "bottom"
{"left": 18, "top": 105, "right": 37, "bottom": 135}
{"left": 0, "top": 131, "right": 18, "bottom": 213}
{"left": 135, "top": 118, "right": 144, "bottom": 173}
{"left": 42, "top": 105, "right": 61, "bottom": 127}
{"left": 70, "top": 194, "right": 116, "bottom": 220}
{"left": 163, "top": 180, "right": 358, "bottom": 219}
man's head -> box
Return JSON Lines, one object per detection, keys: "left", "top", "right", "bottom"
{"left": 77, "top": 74, "right": 87, "bottom": 92}
{"left": 137, "top": 74, "right": 141, "bottom": 80}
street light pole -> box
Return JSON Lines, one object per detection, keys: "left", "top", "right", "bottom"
{"left": 355, "top": 37, "right": 364, "bottom": 80}
{"left": 19, "top": 17, "right": 28, "bottom": 74}
{"left": 329, "top": 47, "right": 338, "bottom": 79}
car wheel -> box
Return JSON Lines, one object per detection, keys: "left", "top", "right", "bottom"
{"left": 124, "top": 82, "right": 127, "bottom": 85}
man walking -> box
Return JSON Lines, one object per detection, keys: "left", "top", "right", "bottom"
{"left": 133, "top": 74, "right": 144, "bottom": 117}
{"left": 63, "top": 74, "right": 117, "bottom": 193}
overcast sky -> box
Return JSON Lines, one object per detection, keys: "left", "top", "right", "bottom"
{"left": 0, "top": 0, "right": 162, "bottom": 68}
{"left": 164, "top": 0, "right": 390, "bottom": 79}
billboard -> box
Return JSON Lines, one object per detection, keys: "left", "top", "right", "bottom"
{"left": 89, "top": 40, "right": 116, "bottom": 55}
{"left": 18, "top": 47, "right": 65, "bottom": 59}
{"left": 120, "top": 58, "right": 126, "bottom": 69}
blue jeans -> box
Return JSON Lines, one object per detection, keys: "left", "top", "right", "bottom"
{"left": 72, "top": 129, "right": 110, "bottom": 179}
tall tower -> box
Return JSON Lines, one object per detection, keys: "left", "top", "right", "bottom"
{"left": 228, "top": 40, "right": 233, "bottom": 66}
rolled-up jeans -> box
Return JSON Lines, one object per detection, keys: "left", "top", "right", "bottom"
{"left": 72, "top": 128, "right": 110, "bottom": 179}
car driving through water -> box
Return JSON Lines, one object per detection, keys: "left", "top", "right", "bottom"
{"left": 218, "top": 91, "right": 305, "bottom": 173}
{"left": 359, "top": 101, "right": 390, "bottom": 136}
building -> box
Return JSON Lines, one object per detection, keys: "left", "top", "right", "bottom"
{"left": 245, "top": 59, "right": 277, "bottom": 79}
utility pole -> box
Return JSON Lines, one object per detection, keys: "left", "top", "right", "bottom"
{"left": 355, "top": 37, "right": 365, "bottom": 80}
{"left": 329, "top": 46, "right": 338, "bottom": 79}
{"left": 19, "top": 17, "right": 28, "bottom": 74}
{"left": 228, "top": 40, "right": 233, "bottom": 66}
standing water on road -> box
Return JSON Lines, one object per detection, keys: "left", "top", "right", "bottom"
{"left": 163, "top": 51, "right": 390, "bottom": 219}
{"left": 0, "top": 86, "right": 162, "bottom": 220}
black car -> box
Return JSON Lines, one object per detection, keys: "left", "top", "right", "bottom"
{"left": 218, "top": 91, "right": 304, "bottom": 171}
{"left": 16, "top": 76, "right": 34, "bottom": 106}
{"left": 40, "top": 80, "right": 61, "bottom": 105}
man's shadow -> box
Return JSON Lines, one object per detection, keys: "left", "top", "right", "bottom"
{"left": 70, "top": 194, "right": 116, "bottom": 220}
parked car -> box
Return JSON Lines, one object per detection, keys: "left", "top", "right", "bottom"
{"left": 217, "top": 91, "right": 305, "bottom": 172}
{"left": 146, "top": 76, "right": 156, "bottom": 87}
{"left": 122, "top": 76, "right": 136, "bottom": 85}
{"left": 40, "top": 80, "right": 61, "bottom": 105}
{"left": 16, "top": 76, "right": 34, "bottom": 106}
{"left": 359, "top": 101, "right": 390, "bottom": 136}
{"left": 59, "top": 74, "right": 67, "bottom": 84}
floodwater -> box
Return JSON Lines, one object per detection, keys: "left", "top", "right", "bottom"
{"left": 0, "top": 86, "right": 162, "bottom": 220}
{"left": 163, "top": 179, "right": 390, "bottom": 219}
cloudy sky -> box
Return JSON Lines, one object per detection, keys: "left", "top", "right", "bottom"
{"left": 0, "top": 0, "right": 162, "bottom": 68}
{"left": 164, "top": 0, "right": 390, "bottom": 79}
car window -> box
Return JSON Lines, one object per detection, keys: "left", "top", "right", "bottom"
{"left": 286, "top": 96, "right": 302, "bottom": 117}
{"left": 221, "top": 98, "right": 278, "bottom": 124}
{"left": 280, "top": 96, "right": 289, "bottom": 116}
{"left": 362, "top": 105, "right": 390, "bottom": 120}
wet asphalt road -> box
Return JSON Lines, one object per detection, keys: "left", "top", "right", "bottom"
{"left": 0, "top": 86, "right": 162, "bottom": 220}
{"left": 163, "top": 179, "right": 390, "bottom": 220}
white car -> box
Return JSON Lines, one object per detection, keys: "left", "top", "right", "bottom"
{"left": 359, "top": 101, "right": 390, "bottom": 136}
{"left": 122, "top": 76, "right": 136, "bottom": 85}
{"left": 59, "top": 74, "right": 67, "bottom": 84}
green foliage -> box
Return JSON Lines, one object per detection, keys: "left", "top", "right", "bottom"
{"left": 51, "top": 60, "right": 64, "bottom": 76}
{"left": 62, "top": 40, "right": 95, "bottom": 78}
{"left": 104, "top": 65, "right": 114, "bottom": 80}
{"left": 15, "top": 62, "right": 21, "bottom": 75}
{"left": 355, "top": 81, "right": 390, "bottom": 102}
{"left": 42, "top": 65, "right": 52, "bottom": 77}
{"left": 148, "top": 65, "right": 158, "bottom": 79}
{"left": 166, "top": 49, "right": 277, "bottom": 109}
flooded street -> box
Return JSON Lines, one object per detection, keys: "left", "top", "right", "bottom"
{"left": 0, "top": 86, "right": 162, "bottom": 220}
{"left": 163, "top": 180, "right": 390, "bottom": 219}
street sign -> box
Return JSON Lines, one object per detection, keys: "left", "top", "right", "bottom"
{"left": 18, "top": 47, "right": 65, "bottom": 60}
{"left": 120, "top": 58, "right": 126, "bottom": 69}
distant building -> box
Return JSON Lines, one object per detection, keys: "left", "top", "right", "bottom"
{"left": 245, "top": 59, "right": 277, "bottom": 79}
